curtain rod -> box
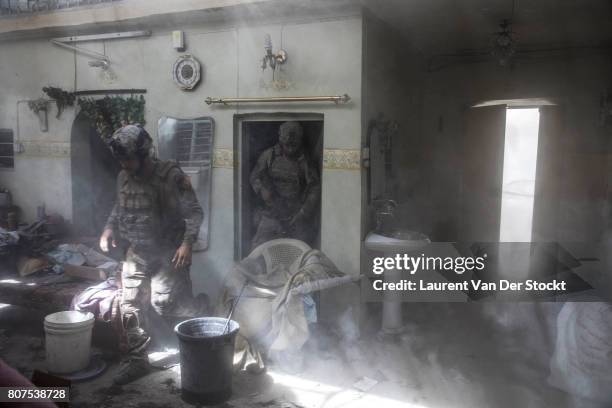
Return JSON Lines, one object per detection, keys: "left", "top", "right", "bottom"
{"left": 205, "top": 94, "right": 350, "bottom": 105}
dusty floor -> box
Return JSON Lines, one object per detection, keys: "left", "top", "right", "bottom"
{"left": 0, "top": 302, "right": 605, "bottom": 408}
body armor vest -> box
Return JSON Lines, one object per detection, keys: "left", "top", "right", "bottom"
{"left": 118, "top": 177, "right": 160, "bottom": 249}
{"left": 267, "top": 148, "right": 307, "bottom": 201}
{"left": 117, "top": 161, "right": 183, "bottom": 250}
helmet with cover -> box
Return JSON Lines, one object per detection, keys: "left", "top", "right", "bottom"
{"left": 109, "top": 124, "right": 152, "bottom": 160}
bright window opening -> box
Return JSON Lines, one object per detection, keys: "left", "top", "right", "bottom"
{"left": 499, "top": 108, "right": 540, "bottom": 242}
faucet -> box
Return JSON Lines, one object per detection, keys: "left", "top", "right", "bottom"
{"left": 372, "top": 199, "right": 397, "bottom": 234}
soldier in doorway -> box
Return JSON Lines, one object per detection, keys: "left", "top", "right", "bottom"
{"left": 99, "top": 124, "right": 205, "bottom": 384}
{"left": 249, "top": 121, "right": 321, "bottom": 249}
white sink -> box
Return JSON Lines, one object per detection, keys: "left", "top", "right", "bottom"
{"left": 365, "top": 230, "right": 430, "bottom": 253}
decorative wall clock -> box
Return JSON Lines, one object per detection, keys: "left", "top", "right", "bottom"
{"left": 172, "top": 55, "right": 201, "bottom": 90}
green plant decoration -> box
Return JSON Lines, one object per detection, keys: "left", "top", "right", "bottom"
{"left": 42, "top": 86, "right": 75, "bottom": 119}
{"left": 77, "top": 95, "right": 146, "bottom": 142}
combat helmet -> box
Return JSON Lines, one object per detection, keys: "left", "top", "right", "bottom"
{"left": 109, "top": 124, "right": 152, "bottom": 159}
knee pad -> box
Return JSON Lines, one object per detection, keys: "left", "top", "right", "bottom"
{"left": 151, "top": 292, "right": 174, "bottom": 315}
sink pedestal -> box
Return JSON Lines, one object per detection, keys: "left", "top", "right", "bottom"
{"left": 381, "top": 265, "right": 404, "bottom": 337}
{"left": 364, "top": 230, "right": 430, "bottom": 340}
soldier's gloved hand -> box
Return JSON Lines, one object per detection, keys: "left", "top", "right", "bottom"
{"left": 173, "top": 243, "right": 192, "bottom": 268}
{"left": 99, "top": 228, "right": 116, "bottom": 253}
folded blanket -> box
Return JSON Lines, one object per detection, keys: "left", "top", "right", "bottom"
{"left": 70, "top": 277, "right": 119, "bottom": 322}
{"left": 224, "top": 245, "right": 358, "bottom": 368}
{"left": 269, "top": 249, "right": 345, "bottom": 352}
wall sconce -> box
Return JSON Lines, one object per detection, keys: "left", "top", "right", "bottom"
{"left": 88, "top": 59, "right": 117, "bottom": 84}
{"left": 260, "top": 34, "right": 290, "bottom": 90}
{"left": 88, "top": 59, "right": 110, "bottom": 70}
{"left": 261, "top": 34, "right": 287, "bottom": 71}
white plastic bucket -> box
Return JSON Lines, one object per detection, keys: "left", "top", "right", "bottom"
{"left": 44, "top": 311, "right": 95, "bottom": 374}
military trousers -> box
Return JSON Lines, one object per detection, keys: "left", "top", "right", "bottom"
{"left": 120, "top": 246, "right": 197, "bottom": 359}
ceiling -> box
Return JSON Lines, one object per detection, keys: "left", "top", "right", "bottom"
{"left": 2, "top": 0, "right": 610, "bottom": 53}
{"left": 363, "top": 0, "right": 612, "bottom": 54}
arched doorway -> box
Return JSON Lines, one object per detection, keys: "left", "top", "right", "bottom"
{"left": 70, "top": 112, "right": 120, "bottom": 237}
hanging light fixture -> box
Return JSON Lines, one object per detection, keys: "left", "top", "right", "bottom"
{"left": 491, "top": 0, "right": 517, "bottom": 66}
{"left": 491, "top": 18, "right": 516, "bottom": 66}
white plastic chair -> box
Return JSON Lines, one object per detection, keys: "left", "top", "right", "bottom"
{"left": 225, "top": 239, "right": 312, "bottom": 372}
{"left": 243, "top": 238, "right": 312, "bottom": 289}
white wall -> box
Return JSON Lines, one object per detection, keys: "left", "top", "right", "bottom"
{"left": 0, "top": 14, "right": 364, "bottom": 306}
{"left": 0, "top": 39, "right": 75, "bottom": 221}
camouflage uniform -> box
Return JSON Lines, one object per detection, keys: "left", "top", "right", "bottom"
{"left": 250, "top": 142, "right": 320, "bottom": 249}
{"left": 105, "top": 159, "right": 204, "bottom": 359}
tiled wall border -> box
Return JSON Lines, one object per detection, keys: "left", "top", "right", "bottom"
{"left": 322, "top": 148, "right": 361, "bottom": 170}
{"left": 16, "top": 144, "right": 362, "bottom": 170}
{"left": 212, "top": 148, "right": 361, "bottom": 170}
{"left": 20, "top": 141, "right": 70, "bottom": 157}
{"left": 213, "top": 148, "right": 235, "bottom": 168}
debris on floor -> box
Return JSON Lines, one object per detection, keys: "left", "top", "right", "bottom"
{"left": 0, "top": 302, "right": 596, "bottom": 408}
{"left": 148, "top": 348, "right": 180, "bottom": 369}
{"left": 352, "top": 376, "right": 378, "bottom": 392}
{"left": 17, "top": 256, "right": 51, "bottom": 277}
{"left": 48, "top": 243, "right": 119, "bottom": 279}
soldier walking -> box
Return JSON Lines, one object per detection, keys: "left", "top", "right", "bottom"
{"left": 249, "top": 121, "right": 321, "bottom": 249}
{"left": 99, "top": 125, "right": 205, "bottom": 384}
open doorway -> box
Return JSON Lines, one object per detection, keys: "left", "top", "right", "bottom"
{"left": 233, "top": 113, "right": 323, "bottom": 260}
{"left": 70, "top": 112, "right": 120, "bottom": 238}
{"left": 499, "top": 108, "right": 541, "bottom": 242}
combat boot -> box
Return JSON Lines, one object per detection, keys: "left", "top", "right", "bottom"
{"left": 115, "top": 329, "right": 151, "bottom": 385}
{"left": 113, "top": 357, "right": 151, "bottom": 385}
{"left": 114, "top": 323, "right": 151, "bottom": 385}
